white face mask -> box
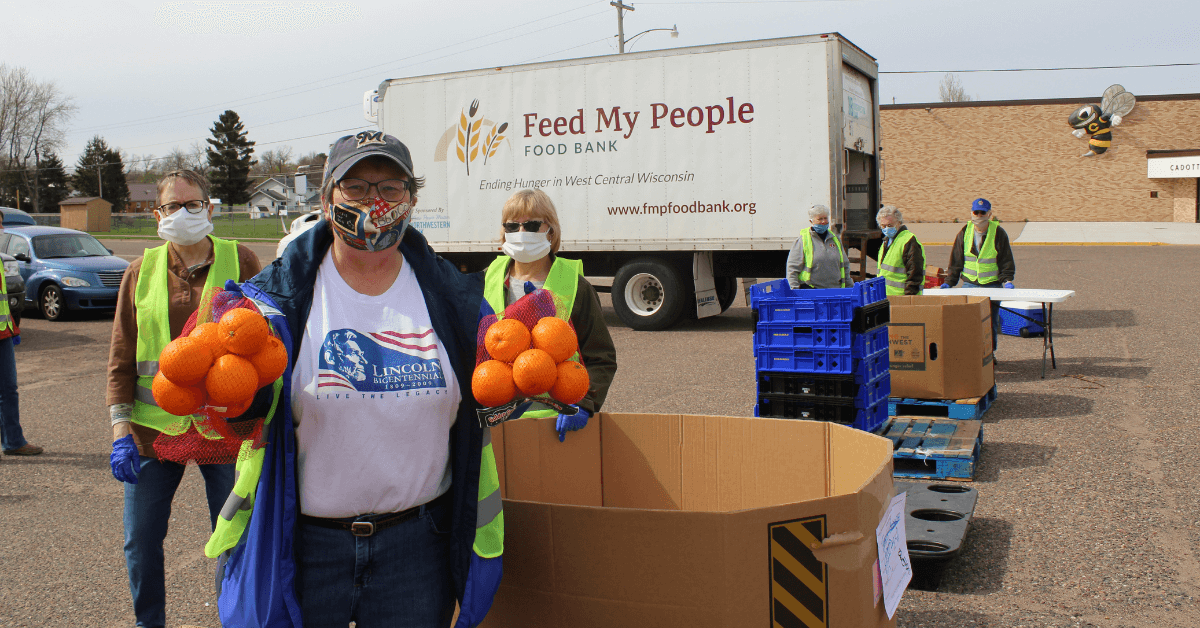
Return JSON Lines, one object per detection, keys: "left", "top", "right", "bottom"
{"left": 971, "top": 213, "right": 991, "bottom": 229}
{"left": 157, "top": 208, "right": 213, "bottom": 246}
{"left": 502, "top": 230, "right": 551, "bottom": 263}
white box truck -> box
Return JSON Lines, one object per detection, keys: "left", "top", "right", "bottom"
{"left": 367, "top": 33, "right": 882, "bottom": 330}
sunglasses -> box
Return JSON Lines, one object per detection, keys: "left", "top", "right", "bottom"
{"left": 502, "top": 220, "right": 544, "bottom": 233}
{"left": 972, "top": 210, "right": 989, "bottom": 216}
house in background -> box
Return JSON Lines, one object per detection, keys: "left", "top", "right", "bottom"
{"left": 127, "top": 183, "right": 157, "bottom": 213}
{"left": 249, "top": 172, "right": 321, "bottom": 217}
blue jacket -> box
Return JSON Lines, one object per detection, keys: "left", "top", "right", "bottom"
{"left": 216, "top": 221, "right": 488, "bottom": 626}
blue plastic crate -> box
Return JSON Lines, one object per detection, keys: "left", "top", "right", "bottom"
{"left": 748, "top": 277, "right": 886, "bottom": 310}
{"left": 998, "top": 301, "right": 1045, "bottom": 336}
{"left": 755, "top": 346, "right": 889, "bottom": 378}
{"left": 754, "top": 395, "right": 889, "bottom": 433}
{"left": 753, "top": 322, "right": 888, "bottom": 354}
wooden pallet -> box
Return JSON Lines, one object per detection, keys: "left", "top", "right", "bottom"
{"left": 887, "top": 385, "right": 997, "bottom": 421}
{"left": 878, "top": 417, "right": 983, "bottom": 481}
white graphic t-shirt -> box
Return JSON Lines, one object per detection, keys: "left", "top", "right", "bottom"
{"left": 292, "top": 251, "right": 462, "bottom": 517}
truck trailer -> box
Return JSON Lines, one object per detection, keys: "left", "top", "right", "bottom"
{"left": 366, "top": 32, "right": 882, "bottom": 330}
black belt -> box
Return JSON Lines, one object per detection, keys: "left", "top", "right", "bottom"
{"left": 299, "top": 492, "right": 449, "bottom": 537}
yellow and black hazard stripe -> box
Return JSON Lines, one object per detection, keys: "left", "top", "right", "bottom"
{"left": 769, "top": 515, "right": 828, "bottom": 628}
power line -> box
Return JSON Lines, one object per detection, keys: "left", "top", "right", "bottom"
{"left": 881, "top": 62, "right": 1200, "bottom": 74}
{"left": 62, "top": 7, "right": 611, "bottom": 161}
{"left": 70, "top": 2, "right": 604, "bottom": 136}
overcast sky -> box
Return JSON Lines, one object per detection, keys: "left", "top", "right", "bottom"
{"left": 4, "top": 0, "right": 1197, "bottom": 172}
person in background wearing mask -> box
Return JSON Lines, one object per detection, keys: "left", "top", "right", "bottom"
{"left": 876, "top": 205, "right": 925, "bottom": 296}
{"left": 785, "top": 204, "right": 853, "bottom": 289}
{"left": 487, "top": 188, "right": 617, "bottom": 442}
{"left": 106, "top": 169, "right": 261, "bottom": 628}
{"left": 205, "top": 132, "right": 505, "bottom": 628}
{"left": 0, "top": 220, "right": 41, "bottom": 459}
{"left": 941, "top": 197, "right": 1016, "bottom": 353}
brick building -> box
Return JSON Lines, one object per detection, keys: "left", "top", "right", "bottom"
{"left": 879, "top": 93, "right": 1200, "bottom": 223}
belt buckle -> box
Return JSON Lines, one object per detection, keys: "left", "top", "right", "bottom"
{"left": 350, "top": 521, "right": 375, "bottom": 537}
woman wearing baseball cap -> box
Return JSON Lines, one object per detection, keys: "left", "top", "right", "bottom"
{"left": 206, "top": 131, "right": 501, "bottom": 628}
{"left": 941, "top": 198, "right": 1017, "bottom": 354}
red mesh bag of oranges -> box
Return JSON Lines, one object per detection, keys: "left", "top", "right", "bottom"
{"left": 150, "top": 286, "right": 288, "bottom": 464}
{"left": 473, "top": 288, "right": 589, "bottom": 428}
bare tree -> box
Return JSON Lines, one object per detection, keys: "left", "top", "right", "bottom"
{"left": 187, "top": 141, "right": 211, "bottom": 175}
{"left": 938, "top": 73, "right": 973, "bottom": 103}
{"left": 0, "top": 64, "right": 77, "bottom": 211}
{"left": 258, "top": 146, "right": 294, "bottom": 174}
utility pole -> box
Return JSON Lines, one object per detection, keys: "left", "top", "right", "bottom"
{"left": 97, "top": 162, "right": 103, "bottom": 201}
{"left": 612, "top": 1, "right": 634, "bottom": 53}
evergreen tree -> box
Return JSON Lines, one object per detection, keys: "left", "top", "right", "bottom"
{"left": 206, "top": 110, "right": 256, "bottom": 204}
{"left": 38, "top": 151, "right": 70, "bottom": 212}
{"left": 72, "top": 136, "right": 129, "bottom": 210}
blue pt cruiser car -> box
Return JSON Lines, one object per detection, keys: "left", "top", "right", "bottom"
{"left": 1, "top": 226, "right": 129, "bottom": 321}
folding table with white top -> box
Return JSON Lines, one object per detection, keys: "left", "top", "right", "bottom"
{"left": 933, "top": 288, "right": 1076, "bottom": 378}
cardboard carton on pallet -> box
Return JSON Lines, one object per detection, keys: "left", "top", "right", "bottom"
{"left": 886, "top": 295, "right": 995, "bottom": 400}
{"left": 484, "top": 413, "right": 898, "bottom": 628}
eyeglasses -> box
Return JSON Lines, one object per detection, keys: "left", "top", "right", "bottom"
{"left": 157, "top": 200, "right": 208, "bottom": 214}
{"left": 502, "top": 220, "right": 544, "bottom": 233}
{"left": 972, "top": 210, "right": 989, "bottom": 216}
{"left": 336, "top": 178, "right": 410, "bottom": 203}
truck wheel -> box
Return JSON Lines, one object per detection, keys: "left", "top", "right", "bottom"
{"left": 613, "top": 259, "right": 686, "bottom": 331}
{"left": 716, "top": 277, "right": 737, "bottom": 313}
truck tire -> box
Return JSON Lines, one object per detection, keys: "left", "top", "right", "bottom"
{"left": 716, "top": 277, "right": 737, "bottom": 313}
{"left": 612, "top": 259, "right": 687, "bottom": 331}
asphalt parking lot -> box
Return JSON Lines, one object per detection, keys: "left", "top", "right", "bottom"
{"left": 1, "top": 243, "right": 1197, "bottom": 627}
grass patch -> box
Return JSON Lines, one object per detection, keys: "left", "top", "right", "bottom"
{"left": 105, "top": 213, "right": 291, "bottom": 239}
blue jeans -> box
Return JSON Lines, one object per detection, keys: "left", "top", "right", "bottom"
{"left": 962, "top": 281, "right": 1001, "bottom": 351}
{"left": 123, "top": 458, "right": 235, "bottom": 628}
{"left": 0, "top": 337, "right": 26, "bottom": 451}
{"left": 296, "top": 494, "right": 456, "bottom": 628}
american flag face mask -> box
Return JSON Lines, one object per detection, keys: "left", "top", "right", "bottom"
{"left": 329, "top": 197, "right": 413, "bottom": 252}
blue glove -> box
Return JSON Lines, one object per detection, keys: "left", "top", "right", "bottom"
{"left": 110, "top": 434, "right": 141, "bottom": 484}
{"left": 556, "top": 408, "right": 590, "bottom": 442}
{"left": 1003, "top": 282, "right": 1014, "bottom": 289}
{"left": 524, "top": 280, "right": 536, "bottom": 295}
{"left": 453, "top": 553, "right": 503, "bottom": 628}
{"left": 223, "top": 279, "right": 244, "bottom": 296}
{"left": 939, "top": 283, "right": 950, "bottom": 289}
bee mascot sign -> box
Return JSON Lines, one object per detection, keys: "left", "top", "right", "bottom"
{"left": 1068, "top": 84, "right": 1136, "bottom": 157}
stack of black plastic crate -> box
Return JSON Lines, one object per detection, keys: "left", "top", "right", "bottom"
{"left": 750, "top": 276, "right": 891, "bottom": 432}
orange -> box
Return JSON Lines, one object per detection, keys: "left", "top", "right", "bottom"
{"left": 152, "top": 372, "right": 207, "bottom": 416}
{"left": 205, "top": 354, "right": 260, "bottom": 405}
{"left": 210, "top": 397, "right": 252, "bottom": 419}
{"left": 484, "top": 318, "right": 531, "bottom": 363}
{"left": 218, "top": 308, "right": 270, "bottom": 356}
{"left": 248, "top": 335, "right": 288, "bottom": 387}
{"left": 189, "top": 322, "right": 228, "bottom": 358}
{"left": 550, "top": 360, "right": 590, "bottom": 405}
{"left": 511, "top": 349, "right": 557, "bottom": 397}
{"left": 531, "top": 317, "right": 578, "bottom": 363}
{"left": 158, "top": 336, "right": 214, "bottom": 386}
{"left": 472, "top": 360, "right": 516, "bottom": 407}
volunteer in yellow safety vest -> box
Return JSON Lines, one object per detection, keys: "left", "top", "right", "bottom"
{"left": 785, "top": 204, "right": 853, "bottom": 289}
{"left": 0, "top": 234, "right": 42, "bottom": 457}
{"left": 485, "top": 188, "right": 617, "bottom": 441}
{"left": 203, "top": 132, "right": 511, "bottom": 628}
{"left": 875, "top": 205, "right": 926, "bottom": 296}
{"left": 941, "top": 197, "right": 1017, "bottom": 352}
{"left": 106, "top": 169, "right": 261, "bottom": 628}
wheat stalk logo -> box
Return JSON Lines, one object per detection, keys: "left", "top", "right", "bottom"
{"left": 456, "top": 99, "right": 483, "bottom": 175}
{"left": 482, "top": 122, "right": 508, "bottom": 165}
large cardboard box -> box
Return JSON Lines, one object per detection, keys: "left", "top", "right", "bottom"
{"left": 483, "top": 413, "right": 897, "bottom": 628}
{"left": 887, "top": 295, "right": 995, "bottom": 400}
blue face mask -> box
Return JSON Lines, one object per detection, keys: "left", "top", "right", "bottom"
{"left": 811, "top": 224, "right": 829, "bottom": 235}
{"left": 881, "top": 226, "right": 898, "bottom": 239}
